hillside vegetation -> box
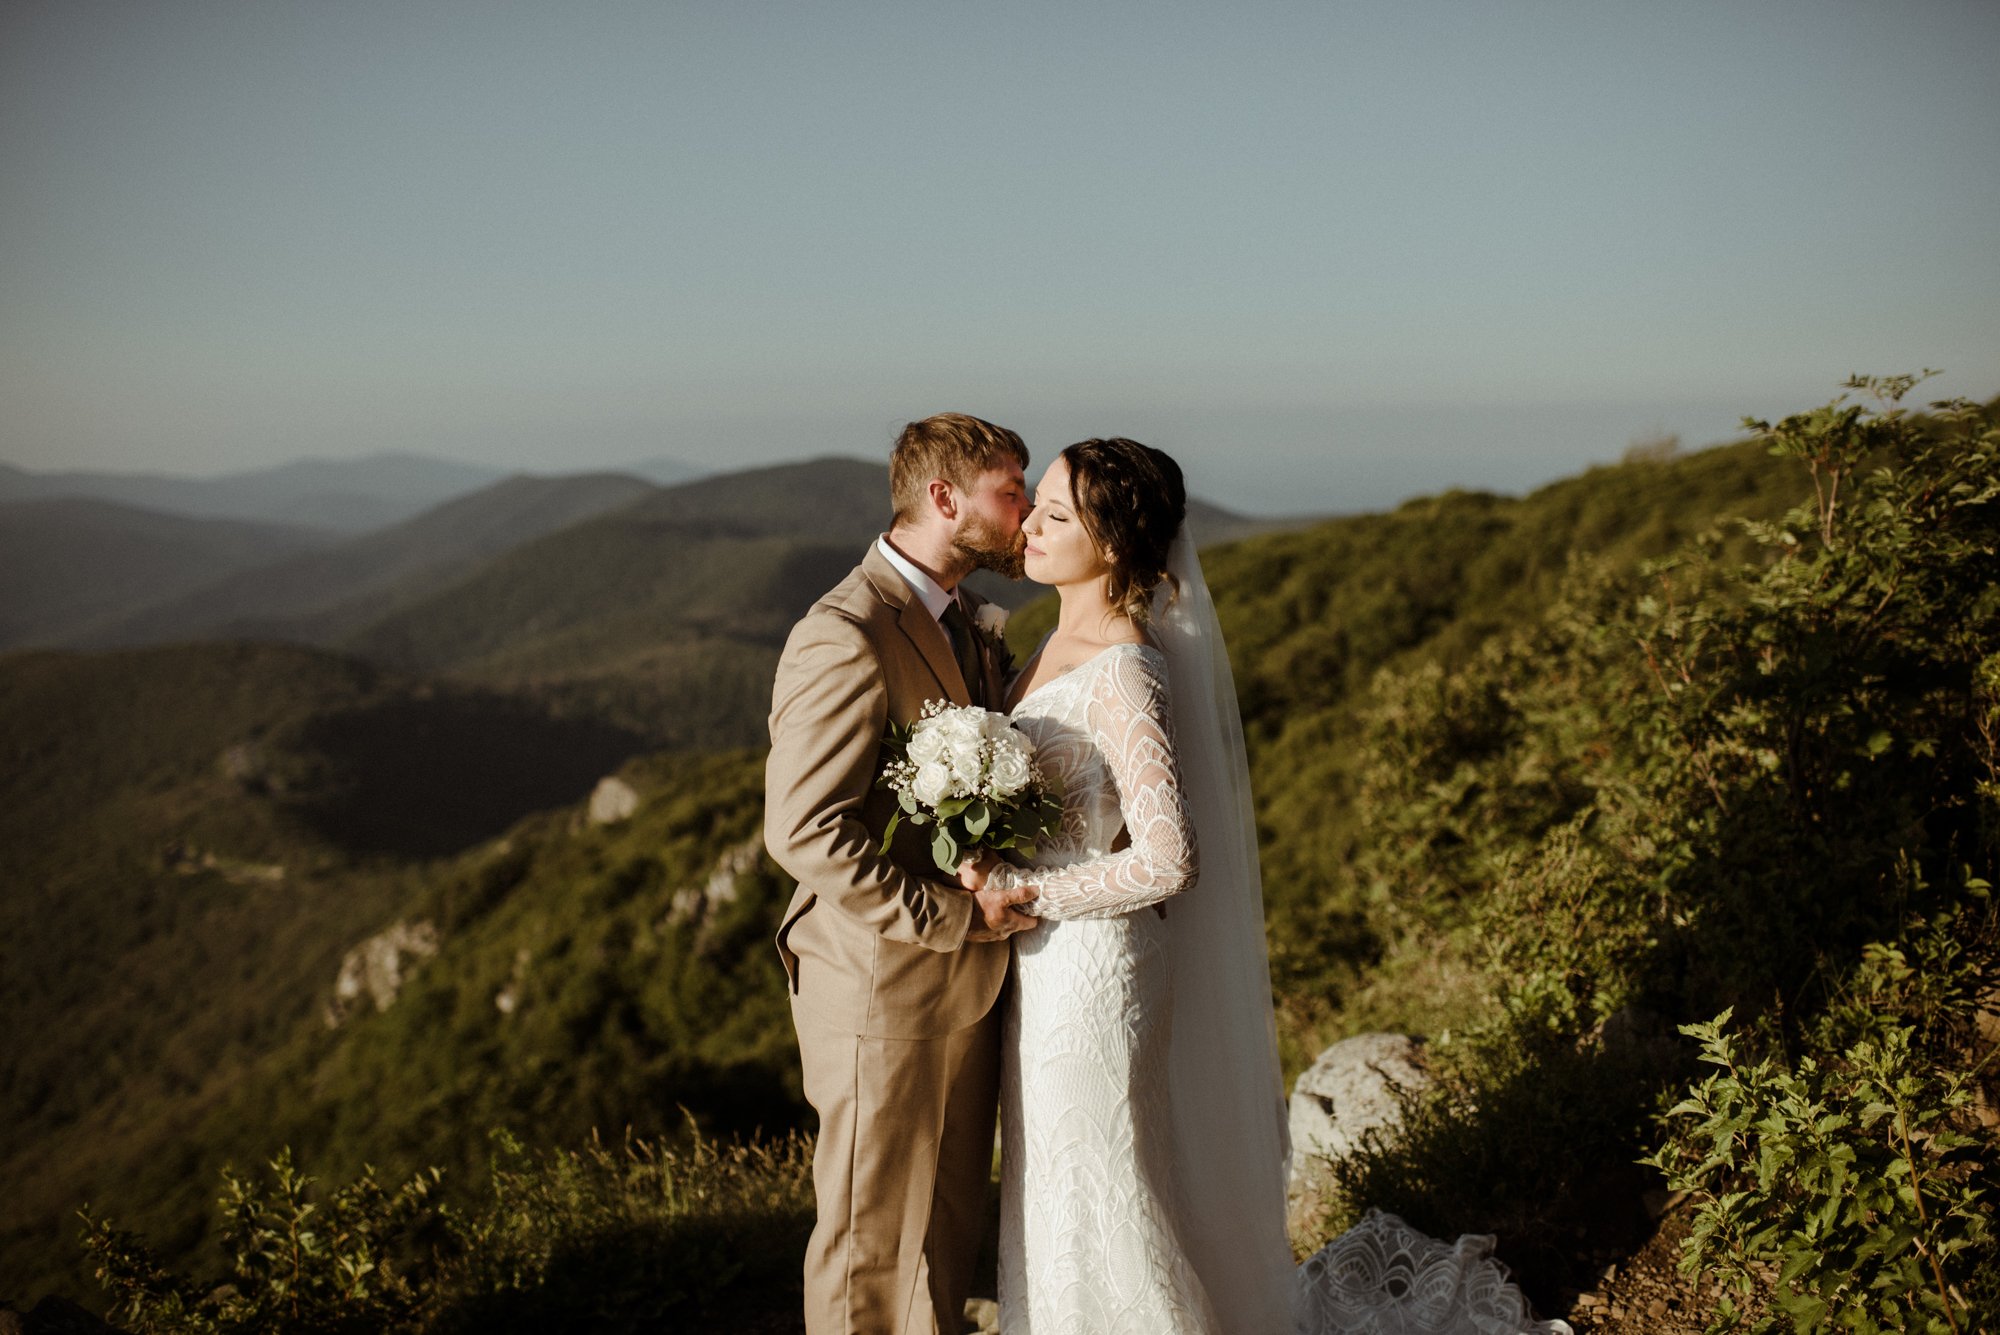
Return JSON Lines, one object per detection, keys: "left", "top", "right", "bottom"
{"left": 0, "top": 644, "right": 652, "bottom": 1303}
{"left": 9, "top": 387, "right": 1996, "bottom": 1332}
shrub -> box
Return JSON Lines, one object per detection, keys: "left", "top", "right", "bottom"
{"left": 1308, "top": 378, "right": 2000, "bottom": 1314}
{"left": 79, "top": 1126, "right": 814, "bottom": 1334}
{"left": 1651, "top": 1005, "right": 1996, "bottom": 1334}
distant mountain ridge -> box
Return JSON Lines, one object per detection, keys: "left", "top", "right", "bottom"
{"left": 80, "top": 471, "right": 661, "bottom": 649}
{"left": 1, "top": 451, "right": 1286, "bottom": 744}
{"left": 0, "top": 498, "right": 335, "bottom": 649}
{"left": 339, "top": 457, "right": 1282, "bottom": 747}
{"left": 0, "top": 451, "right": 657, "bottom": 533}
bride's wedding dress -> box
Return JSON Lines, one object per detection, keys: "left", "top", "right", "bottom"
{"left": 993, "top": 643, "right": 1227, "bottom": 1334}
{"left": 990, "top": 554, "right": 1569, "bottom": 1335}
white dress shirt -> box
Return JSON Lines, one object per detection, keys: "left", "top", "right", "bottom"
{"left": 876, "top": 534, "right": 963, "bottom": 624}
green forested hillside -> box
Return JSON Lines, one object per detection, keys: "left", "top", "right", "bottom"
{"left": 1006, "top": 430, "right": 1812, "bottom": 1050}
{"left": 1292, "top": 386, "right": 2000, "bottom": 1324}
{"left": 10, "top": 393, "right": 1996, "bottom": 1331}
{"left": 0, "top": 644, "right": 652, "bottom": 1303}
{"left": 0, "top": 432, "right": 1804, "bottom": 1308}
{"left": 1210, "top": 436, "right": 1820, "bottom": 1049}
{"left": 336, "top": 459, "right": 897, "bottom": 751}
{"left": 212, "top": 747, "right": 799, "bottom": 1183}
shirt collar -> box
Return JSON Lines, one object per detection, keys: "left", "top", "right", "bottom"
{"left": 876, "top": 534, "right": 959, "bottom": 622}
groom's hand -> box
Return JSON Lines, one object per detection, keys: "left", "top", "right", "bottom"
{"left": 959, "top": 853, "right": 1038, "bottom": 941}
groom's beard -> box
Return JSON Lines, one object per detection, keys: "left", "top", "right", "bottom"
{"left": 953, "top": 514, "right": 1027, "bottom": 580}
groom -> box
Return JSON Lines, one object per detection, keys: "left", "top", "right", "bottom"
{"left": 766, "top": 412, "right": 1041, "bottom": 1335}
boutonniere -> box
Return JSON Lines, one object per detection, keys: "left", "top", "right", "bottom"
{"left": 971, "top": 603, "right": 1014, "bottom": 671}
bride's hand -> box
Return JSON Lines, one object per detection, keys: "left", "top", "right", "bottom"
{"left": 959, "top": 852, "right": 1039, "bottom": 939}
{"left": 957, "top": 851, "right": 1001, "bottom": 891}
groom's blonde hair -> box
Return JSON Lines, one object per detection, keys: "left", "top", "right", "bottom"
{"left": 890, "top": 413, "right": 1029, "bottom": 525}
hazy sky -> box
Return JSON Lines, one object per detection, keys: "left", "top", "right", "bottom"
{"left": 3, "top": 1, "right": 1996, "bottom": 513}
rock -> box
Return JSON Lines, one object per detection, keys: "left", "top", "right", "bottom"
{"left": 323, "top": 919, "right": 440, "bottom": 1027}
{"left": 667, "top": 837, "right": 765, "bottom": 926}
{"left": 962, "top": 1297, "right": 999, "bottom": 1333}
{"left": 1647, "top": 1298, "right": 1668, "bottom": 1318}
{"left": 1286, "top": 1033, "right": 1431, "bottom": 1201}
{"left": 494, "top": 946, "right": 532, "bottom": 1016}
{"left": 588, "top": 775, "right": 640, "bottom": 825}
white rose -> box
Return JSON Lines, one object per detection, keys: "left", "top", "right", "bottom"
{"left": 988, "top": 746, "right": 1032, "bottom": 797}
{"left": 978, "top": 709, "right": 1014, "bottom": 740}
{"left": 906, "top": 724, "right": 948, "bottom": 766}
{"left": 948, "top": 741, "right": 984, "bottom": 793}
{"left": 912, "top": 762, "right": 952, "bottom": 808}
{"left": 936, "top": 710, "right": 984, "bottom": 751}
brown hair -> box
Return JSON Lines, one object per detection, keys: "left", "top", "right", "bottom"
{"left": 1060, "top": 437, "right": 1186, "bottom": 624}
{"left": 889, "top": 413, "right": 1029, "bottom": 525}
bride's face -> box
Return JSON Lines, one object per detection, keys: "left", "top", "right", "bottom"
{"left": 1022, "top": 457, "right": 1112, "bottom": 589}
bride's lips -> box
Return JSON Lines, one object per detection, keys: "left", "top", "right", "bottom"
{"left": 1024, "top": 543, "right": 1044, "bottom": 557}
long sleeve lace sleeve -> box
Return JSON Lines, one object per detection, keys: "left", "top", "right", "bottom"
{"left": 991, "top": 647, "right": 1198, "bottom": 920}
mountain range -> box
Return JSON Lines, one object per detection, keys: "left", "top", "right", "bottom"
{"left": 0, "top": 499, "right": 335, "bottom": 648}
{"left": 0, "top": 450, "right": 706, "bottom": 534}
{"left": 0, "top": 424, "right": 1826, "bottom": 1309}
{"left": 2, "top": 455, "right": 1280, "bottom": 748}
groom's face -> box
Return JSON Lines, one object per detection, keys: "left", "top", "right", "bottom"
{"left": 950, "top": 460, "right": 1031, "bottom": 579}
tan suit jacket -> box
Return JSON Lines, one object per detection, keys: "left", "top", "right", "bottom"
{"left": 766, "top": 543, "right": 1011, "bottom": 1038}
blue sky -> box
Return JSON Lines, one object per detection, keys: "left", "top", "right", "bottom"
{"left": 3, "top": 1, "right": 1995, "bottom": 513}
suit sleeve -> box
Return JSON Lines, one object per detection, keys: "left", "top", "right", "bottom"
{"left": 764, "top": 609, "right": 975, "bottom": 951}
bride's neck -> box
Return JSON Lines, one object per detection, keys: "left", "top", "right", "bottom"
{"left": 1053, "top": 578, "right": 1128, "bottom": 642}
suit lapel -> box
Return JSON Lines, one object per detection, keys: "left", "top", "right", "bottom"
{"left": 862, "top": 544, "right": 972, "bottom": 708}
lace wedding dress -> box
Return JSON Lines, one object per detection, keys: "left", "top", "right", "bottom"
{"left": 991, "top": 643, "right": 1226, "bottom": 1335}
{"left": 990, "top": 641, "right": 1570, "bottom": 1335}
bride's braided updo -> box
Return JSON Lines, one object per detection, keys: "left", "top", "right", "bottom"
{"left": 1061, "top": 437, "right": 1186, "bottom": 626}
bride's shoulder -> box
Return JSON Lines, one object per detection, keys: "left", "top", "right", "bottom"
{"left": 1092, "top": 640, "right": 1169, "bottom": 692}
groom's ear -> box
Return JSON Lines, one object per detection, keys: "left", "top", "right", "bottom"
{"left": 926, "top": 476, "right": 960, "bottom": 522}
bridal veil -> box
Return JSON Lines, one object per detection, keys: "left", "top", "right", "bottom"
{"left": 1152, "top": 527, "right": 1298, "bottom": 1335}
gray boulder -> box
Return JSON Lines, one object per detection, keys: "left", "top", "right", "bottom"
{"left": 323, "top": 919, "right": 440, "bottom": 1027}
{"left": 1287, "top": 1032, "right": 1430, "bottom": 1205}
{"left": 588, "top": 775, "right": 640, "bottom": 825}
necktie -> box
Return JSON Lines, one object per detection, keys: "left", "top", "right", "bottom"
{"left": 939, "top": 600, "right": 985, "bottom": 707}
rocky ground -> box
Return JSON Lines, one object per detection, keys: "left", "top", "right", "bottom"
{"left": 1559, "top": 1197, "right": 1748, "bottom": 1334}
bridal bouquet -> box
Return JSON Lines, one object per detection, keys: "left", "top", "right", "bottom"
{"left": 878, "top": 700, "right": 1063, "bottom": 874}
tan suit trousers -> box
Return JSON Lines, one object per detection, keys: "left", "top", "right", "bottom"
{"left": 795, "top": 1005, "right": 1001, "bottom": 1335}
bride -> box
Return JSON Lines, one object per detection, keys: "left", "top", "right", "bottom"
{"left": 958, "top": 437, "right": 1289, "bottom": 1334}
{"left": 960, "top": 439, "right": 1567, "bottom": 1335}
